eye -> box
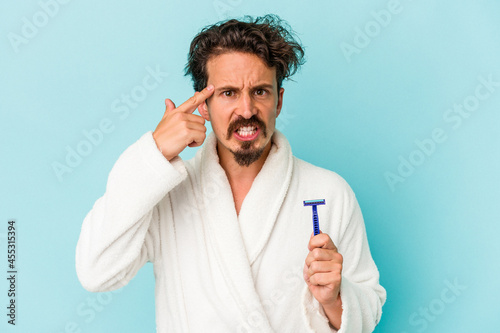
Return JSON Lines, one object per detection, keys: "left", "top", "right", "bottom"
{"left": 255, "top": 89, "right": 267, "bottom": 96}
{"left": 223, "top": 90, "right": 234, "bottom": 97}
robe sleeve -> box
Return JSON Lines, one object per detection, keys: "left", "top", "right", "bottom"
{"left": 75, "top": 131, "right": 187, "bottom": 292}
{"left": 302, "top": 182, "right": 386, "bottom": 333}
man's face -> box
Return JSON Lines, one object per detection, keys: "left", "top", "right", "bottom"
{"left": 199, "top": 51, "right": 284, "bottom": 167}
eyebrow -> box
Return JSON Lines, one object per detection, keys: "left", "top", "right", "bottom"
{"left": 215, "top": 84, "right": 275, "bottom": 92}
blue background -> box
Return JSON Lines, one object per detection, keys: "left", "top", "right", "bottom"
{"left": 1, "top": 0, "right": 499, "bottom": 332}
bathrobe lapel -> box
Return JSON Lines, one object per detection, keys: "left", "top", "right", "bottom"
{"left": 237, "top": 130, "right": 293, "bottom": 265}
{"left": 199, "top": 130, "right": 292, "bottom": 330}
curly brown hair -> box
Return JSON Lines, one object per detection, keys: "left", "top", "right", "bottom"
{"left": 184, "top": 14, "right": 306, "bottom": 93}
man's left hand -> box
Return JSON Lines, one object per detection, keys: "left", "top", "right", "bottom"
{"left": 303, "top": 231, "right": 343, "bottom": 307}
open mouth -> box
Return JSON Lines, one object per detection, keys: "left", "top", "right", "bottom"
{"left": 234, "top": 125, "right": 260, "bottom": 141}
{"left": 226, "top": 115, "right": 267, "bottom": 142}
{"left": 236, "top": 126, "right": 257, "bottom": 137}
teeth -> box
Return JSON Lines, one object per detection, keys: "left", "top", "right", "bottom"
{"left": 239, "top": 126, "right": 255, "bottom": 132}
{"left": 236, "top": 126, "right": 257, "bottom": 137}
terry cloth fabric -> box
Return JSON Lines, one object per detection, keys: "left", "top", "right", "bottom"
{"left": 76, "top": 129, "right": 386, "bottom": 332}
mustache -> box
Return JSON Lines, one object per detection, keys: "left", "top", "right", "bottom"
{"left": 226, "top": 115, "right": 267, "bottom": 140}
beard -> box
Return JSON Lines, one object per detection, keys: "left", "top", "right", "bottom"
{"left": 226, "top": 115, "right": 268, "bottom": 167}
{"left": 231, "top": 142, "right": 267, "bottom": 167}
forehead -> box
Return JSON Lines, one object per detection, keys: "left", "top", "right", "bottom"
{"left": 205, "top": 51, "right": 277, "bottom": 86}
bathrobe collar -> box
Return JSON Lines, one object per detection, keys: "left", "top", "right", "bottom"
{"left": 198, "top": 129, "right": 293, "bottom": 329}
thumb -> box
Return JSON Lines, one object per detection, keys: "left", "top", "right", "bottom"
{"left": 162, "top": 98, "right": 176, "bottom": 119}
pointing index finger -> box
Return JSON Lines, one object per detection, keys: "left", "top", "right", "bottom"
{"left": 178, "top": 84, "right": 214, "bottom": 114}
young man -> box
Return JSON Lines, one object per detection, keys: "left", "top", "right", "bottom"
{"left": 76, "top": 15, "right": 386, "bottom": 332}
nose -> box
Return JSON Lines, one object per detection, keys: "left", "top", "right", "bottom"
{"left": 237, "top": 91, "right": 257, "bottom": 119}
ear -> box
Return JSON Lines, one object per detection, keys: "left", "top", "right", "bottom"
{"left": 198, "top": 100, "right": 210, "bottom": 121}
{"left": 276, "top": 87, "right": 284, "bottom": 117}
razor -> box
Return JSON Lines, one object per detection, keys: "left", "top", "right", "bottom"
{"left": 303, "top": 199, "right": 326, "bottom": 236}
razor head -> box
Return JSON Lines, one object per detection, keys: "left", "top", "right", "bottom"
{"left": 303, "top": 199, "right": 326, "bottom": 206}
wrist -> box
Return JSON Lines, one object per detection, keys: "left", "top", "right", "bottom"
{"left": 152, "top": 132, "right": 173, "bottom": 160}
{"left": 321, "top": 294, "right": 343, "bottom": 330}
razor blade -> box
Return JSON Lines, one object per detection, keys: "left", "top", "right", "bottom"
{"left": 303, "top": 199, "right": 325, "bottom": 236}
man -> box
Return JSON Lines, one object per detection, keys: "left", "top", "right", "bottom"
{"left": 76, "top": 14, "right": 386, "bottom": 332}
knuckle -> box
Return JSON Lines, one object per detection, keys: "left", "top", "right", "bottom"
{"left": 181, "top": 126, "right": 190, "bottom": 137}
{"left": 312, "top": 248, "right": 322, "bottom": 259}
{"left": 189, "top": 94, "right": 198, "bottom": 105}
{"left": 337, "top": 253, "right": 343, "bottom": 264}
{"left": 310, "top": 261, "right": 319, "bottom": 272}
{"left": 172, "top": 112, "right": 183, "bottom": 121}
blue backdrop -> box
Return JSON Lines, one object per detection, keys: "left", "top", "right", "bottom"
{"left": 1, "top": 0, "right": 499, "bottom": 332}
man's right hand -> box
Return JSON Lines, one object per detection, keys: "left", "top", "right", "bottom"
{"left": 152, "top": 85, "right": 214, "bottom": 161}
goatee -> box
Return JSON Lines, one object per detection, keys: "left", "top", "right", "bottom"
{"left": 226, "top": 115, "right": 268, "bottom": 167}
{"left": 231, "top": 143, "right": 267, "bottom": 167}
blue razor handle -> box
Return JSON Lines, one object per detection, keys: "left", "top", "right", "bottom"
{"left": 303, "top": 199, "right": 326, "bottom": 236}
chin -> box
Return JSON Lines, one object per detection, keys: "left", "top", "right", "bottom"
{"left": 231, "top": 144, "right": 267, "bottom": 167}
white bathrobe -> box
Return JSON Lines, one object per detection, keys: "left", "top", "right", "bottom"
{"left": 75, "top": 129, "right": 386, "bottom": 333}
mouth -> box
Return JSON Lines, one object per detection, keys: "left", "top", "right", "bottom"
{"left": 226, "top": 115, "right": 267, "bottom": 142}
{"left": 233, "top": 125, "right": 260, "bottom": 141}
